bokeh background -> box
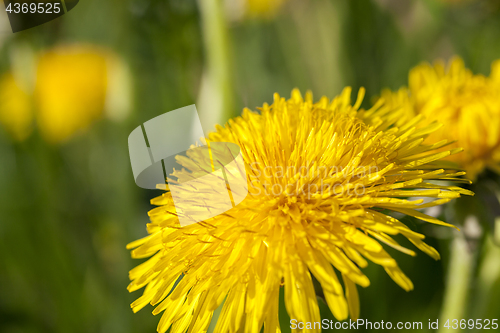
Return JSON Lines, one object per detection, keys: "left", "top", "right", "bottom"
{"left": 0, "top": 0, "right": 499, "bottom": 332}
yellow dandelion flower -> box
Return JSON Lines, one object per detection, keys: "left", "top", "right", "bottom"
{"left": 35, "top": 45, "right": 110, "bottom": 143}
{"left": 380, "top": 57, "right": 500, "bottom": 180}
{"left": 0, "top": 73, "right": 33, "bottom": 141}
{"left": 128, "top": 88, "right": 471, "bottom": 333}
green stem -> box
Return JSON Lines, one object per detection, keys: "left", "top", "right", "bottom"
{"left": 197, "top": 0, "right": 235, "bottom": 128}
{"left": 438, "top": 231, "right": 476, "bottom": 333}
{"left": 471, "top": 219, "right": 500, "bottom": 318}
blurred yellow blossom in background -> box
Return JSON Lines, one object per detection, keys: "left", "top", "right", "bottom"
{"left": 246, "top": 0, "right": 287, "bottom": 18}
{"left": 35, "top": 45, "right": 109, "bottom": 143}
{"left": 0, "top": 44, "right": 130, "bottom": 144}
{"left": 380, "top": 57, "right": 500, "bottom": 180}
{"left": 0, "top": 73, "right": 33, "bottom": 141}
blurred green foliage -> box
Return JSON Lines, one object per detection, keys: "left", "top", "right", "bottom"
{"left": 0, "top": 0, "right": 499, "bottom": 332}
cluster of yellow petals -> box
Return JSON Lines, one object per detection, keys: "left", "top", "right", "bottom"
{"left": 128, "top": 88, "right": 471, "bottom": 333}
{"left": 380, "top": 57, "right": 500, "bottom": 180}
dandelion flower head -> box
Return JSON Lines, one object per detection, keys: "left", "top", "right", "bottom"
{"left": 380, "top": 57, "right": 500, "bottom": 180}
{"left": 128, "top": 88, "right": 471, "bottom": 333}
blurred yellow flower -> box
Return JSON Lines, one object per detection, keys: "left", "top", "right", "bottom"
{"left": 35, "top": 45, "right": 109, "bottom": 143}
{"left": 380, "top": 57, "right": 500, "bottom": 180}
{"left": 128, "top": 88, "right": 471, "bottom": 333}
{"left": 246, "top": 0, "right": 287, "bottom": 18}
{"left": 0, "top": 73, "right": 33, "bottom": 141}
{"left": 492, "top": 59, "right": 500, "bottom": 83}
{"left": 0, "top": 44, "right": 130, "bottom": 144}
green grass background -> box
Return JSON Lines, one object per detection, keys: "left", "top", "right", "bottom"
{"left": 0, "top": 0, "right": 500, "bottom": 332}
